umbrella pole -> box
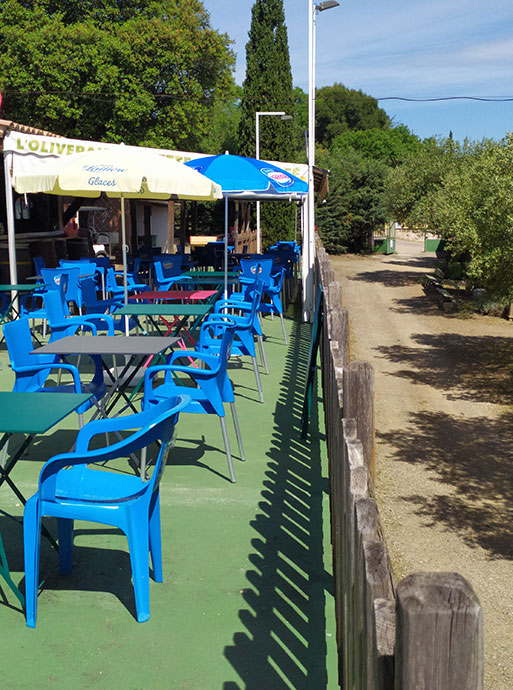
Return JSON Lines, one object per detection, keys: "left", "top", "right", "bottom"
{"left": 121, "top": 194, "right": 130, "bottom": 335}
{"left": 224, "top": 195, "right": 228, "bottom": 299}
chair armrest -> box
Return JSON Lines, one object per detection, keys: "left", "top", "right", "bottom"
{"left": 14, "top": 362, "right": 82, "bottom": 390}
{"left": 51, "top": 317, "right": 99, "bottom": 335}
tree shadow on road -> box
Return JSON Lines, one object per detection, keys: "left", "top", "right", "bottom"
{"left": 378, "top": 409, "right": 513, "bottom": 560}
{"left": 374, "top": 332, "right": 513, "bottom": 404}
{"left": 346, "top": 269, "right": 424, "bottom": 288}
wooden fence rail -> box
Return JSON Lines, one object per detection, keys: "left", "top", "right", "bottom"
{"left": 314, "top": 244, "right": 483, "bottom": 690}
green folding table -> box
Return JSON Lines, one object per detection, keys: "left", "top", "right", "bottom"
{"left": 0, "top": 391, "right": 92, "bottom": 605}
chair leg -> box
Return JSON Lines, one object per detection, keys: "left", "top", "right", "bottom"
{"left": 230, "top": 402, "right": 245, "bottom": 461}
{"left": 257, "top": 334, "right": 269, "bottom": 375}
{"left": 219, "top": 417, "right": 236, "bottom": 483}
{"left": 252, "top": 356, "right": 264, "bottom": 403}
{"left": 126, "top": 517, "right": 151, "bottom": 623}
{"left": 149, "top": 493, "right": 163, "bottom": 583}
{"left": 23, "top": 497, "right": 42, "bottom": 628}
{"left": 57, "top": 518, "right": 74, "bottom": 575}
{"left": 280, "top": 313, "right": 288, "bottom": 345}
{"left": 0, "top": 436, "right": 9, "bottom": 469}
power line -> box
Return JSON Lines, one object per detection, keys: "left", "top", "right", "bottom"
{"left": 377, "top": 96, "right": 513, "bottom": 102}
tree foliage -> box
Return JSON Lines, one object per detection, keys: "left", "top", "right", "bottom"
{"left": 316, "top": 83, "right": 391, "bottom": 148}
{"left": 316, "top": 147, "right": 388, "bottom": 253}
{"left": 331, "top": 125, "right": 421, "bottom": 167}
{"left": 0, "top": 0, "right": 236, "bottom": 149}
{"left": 386, "top": 135, "right": 513, "bottom": 299}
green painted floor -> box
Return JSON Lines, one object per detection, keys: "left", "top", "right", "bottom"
{"left": 0, "top": 305, "right": 337, "bottom": 689}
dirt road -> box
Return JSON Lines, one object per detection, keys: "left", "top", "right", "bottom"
{"left": 330, "top": 239, "right": 513, "bottom": 690}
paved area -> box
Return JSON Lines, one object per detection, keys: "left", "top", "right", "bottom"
{"left": 0, "top": 307, "right": 337, "bottom": 689}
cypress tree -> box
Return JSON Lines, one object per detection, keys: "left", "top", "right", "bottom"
{"left": 238, "top": 0, "right": 297, "bottom": 247}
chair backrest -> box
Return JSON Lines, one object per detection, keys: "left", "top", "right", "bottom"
{"left": 105, "top": 266, "right": 122, "bottom": 292}
{"left": 43, "top": 266, "right": 81, "bottom": 311}
{"left": 43, "top": 290, "right": 69, "bottom": 330}
{"left": 90, "top": 256, "right": 111, "bottom": 271}
{"left": 239, "top": 256, "right": 274, "bottom": 287}
{"left": 80, "top": 276, "right": 102, "bottom": 310}
{"left": 214, "top": 280, "right": 263, "bottom": 330}
{"left": 3, "top": 317, "right": 56, "bottom": 391}
{"left": 197, "top": 315, "right": 237, "bottom": 365}
{"left": 152, "top": 254, "right": 183, "bottom": 284}
{"left": 40, "top": 268, "right": 70, "bottom": 313}
{"left": 38, "top": 395, "right": 190, "bottom": 503}
{"left": 33, "top": 255, "right": 46, "bottom": 276}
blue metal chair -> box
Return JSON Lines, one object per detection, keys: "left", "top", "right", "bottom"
{"left": 23, "top": 394, "right": 190, "bottom": 627}
{"left": 143, "top": 316, "right": 243, "bottom": 483}
{"left": 3, "top": 317, "right": 105, "bottom": 427}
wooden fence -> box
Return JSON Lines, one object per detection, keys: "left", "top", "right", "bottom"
{"left": 315, "top": 245, "right": 484, "bottom": 690}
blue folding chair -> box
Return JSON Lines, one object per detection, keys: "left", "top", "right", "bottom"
{"left": 143, "top": 316, "right": 243, "bottom": 482}
{"left": 23, "top": 394, "right": 190, "bottom": 627}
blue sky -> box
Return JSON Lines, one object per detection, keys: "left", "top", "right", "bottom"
{"left": 202, "top": 0, "right": 513, "bottom": 143}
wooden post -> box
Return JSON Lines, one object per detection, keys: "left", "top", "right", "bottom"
{"left": 167, "top": 200, "right": 175, "bottom": 253}
{"left": 395, "top": 572, "right": 483, "bottom": 690}
{"left": 180, "top": 200, "right": 187, "bottom": 251}
{"left": 343, "top": 361, "right": 375, "bottom": 480}
{"left": 143, "top": 204, "right": 151, "bottom": 248}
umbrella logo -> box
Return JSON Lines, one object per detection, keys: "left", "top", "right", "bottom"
{"left": 261, "top": 168, "right": 294, "bottom": 188}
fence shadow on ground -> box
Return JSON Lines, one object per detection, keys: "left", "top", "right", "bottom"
{"left": 223, "top": 308, "right": 332, "bottom": 690}
{"left": 378, "top": 409, "right": 513, "bottom": 560}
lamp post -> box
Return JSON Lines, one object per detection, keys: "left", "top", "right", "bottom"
{"left": 304, "top": 0, "right": 339, "bottom": 320}
{"left": 255, "top": 110, "right": 292, "bottom": 254}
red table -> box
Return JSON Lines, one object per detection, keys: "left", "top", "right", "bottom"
{"left": 129, "top": 289, "right": 217, "bottom": 302}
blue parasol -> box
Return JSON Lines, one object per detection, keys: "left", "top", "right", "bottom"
{"left": 185, "top": 154, "right": 308, "bottom": 295}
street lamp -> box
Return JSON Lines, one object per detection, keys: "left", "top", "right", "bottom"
{"left": 255, "top": 111, "right": 293, "bottom": 254}
{"left": 304, "top": 0, "right": 339, "bottom": 320}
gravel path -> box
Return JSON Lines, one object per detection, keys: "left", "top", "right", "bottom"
{"left": 330, "top": 239, "right": 513, "bottom": 690}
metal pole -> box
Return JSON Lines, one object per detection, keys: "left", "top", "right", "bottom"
{"left": 3, "top": 152, "right": 17, "bottom": 286}
{"left": 304, "top": 0, "right": 316, "bottom": 321}
{"left": 255, "top": 113, "right": 261, "bottom": 254}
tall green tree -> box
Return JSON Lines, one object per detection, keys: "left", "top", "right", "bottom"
{"left": 316, "top": 147, "right": 388, "bottom": 253}
{"left": 238, "top": 0, "right": 296, "bottom": 247}
{"left": 0, "top": 0, "right": 235, "bottom": 149}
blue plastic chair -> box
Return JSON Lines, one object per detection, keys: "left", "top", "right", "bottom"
{"left": 3, "top": 317, "right": 105, "bottom": 426}
{"left": 259, "top": 267, "right": 288, "bottom": 344}
{"left": 152, "top": 254, "right": 186, "bottom": 291}
{"left": 23, "top": 394, "right": 190, "bottom": 627}
{"left": 43, "top": 288, "right": 115, "bottom": 341}
{"left": 105, "top": 267, "right": 147, "bottom": 299}
{"left": 81, "top": 277, "right": 138, "bottom": 335}
{"left": 211, "top": 282, "right": 268, "bottom": 398}
{"left": 143, "top": 317, "right": 243, "bottom": 482}
{"left": 20, "top": 267, "right": 69, "bottom": 337}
